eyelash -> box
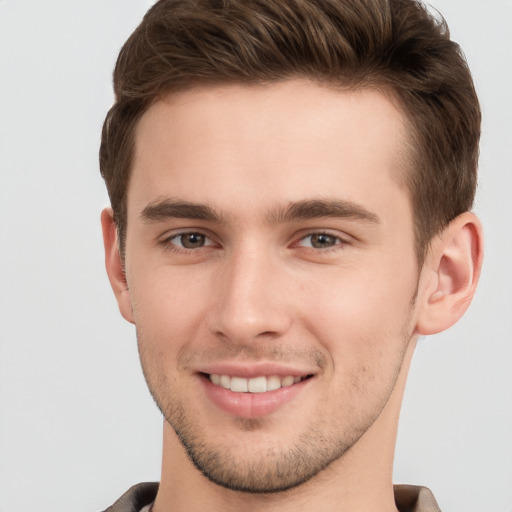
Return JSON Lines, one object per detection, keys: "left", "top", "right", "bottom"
{"left": 159, "top": 231, "right": 216, "bottom": 254}
{"left": 158, "top": 230, "right": 349, "bottom": 254}
{"left": 295, "top": 231, "right": 348, "bottom": 252}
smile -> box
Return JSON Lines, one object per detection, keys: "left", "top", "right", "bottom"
{"left": 200, "top": 369, "right": 314, "bottom": 418}
{"left": 209, "top": 374, "right": 305, "bottom": 393}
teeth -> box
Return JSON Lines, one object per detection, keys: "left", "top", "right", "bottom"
{"left": 248, "top": 376, "right": 266, "bottom": 393}
{"left": 220, "top": 375, "right": 231, "bottom": 389}
{"left": 281, "top": 376, "right": 295, "bottom": 387}
{"left": 230, "top": 377, "right": 248, "bottom": 393}
{"left": 209, "top": 374, "right": 305, "bottom": 393}
{"left": 266, "top": 375, "right": 281, "bottom": 391}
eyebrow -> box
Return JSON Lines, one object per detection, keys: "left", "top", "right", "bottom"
{"left": 266, "top": 199, "right": 380, "bottom": 225}
{"left": 141, "top": 198, "right": 226, "bottom": 224}
{"left": 140, "top": 197, "right": 379, "bottom": 225}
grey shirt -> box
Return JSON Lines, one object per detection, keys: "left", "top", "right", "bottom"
{"left": 102, "top": 482, "right": 441, "bottom": 512}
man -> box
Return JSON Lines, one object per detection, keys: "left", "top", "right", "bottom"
{"left": 99, "top": 0, "right": 483, "bottom": 510}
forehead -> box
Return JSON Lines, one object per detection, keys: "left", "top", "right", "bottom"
{"left": 129, "top": 79, "right": 410, "bottom": 222}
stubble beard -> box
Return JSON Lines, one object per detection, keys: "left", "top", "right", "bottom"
{"left": 163, "top": 398, "right": 354, "bottom": 493}
{"left": 136, "top": 331, "right": 412, "bottom": 495}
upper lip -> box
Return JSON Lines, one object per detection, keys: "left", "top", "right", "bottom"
{"left": 198, "top": 362, "right": 316, "bottom": 378}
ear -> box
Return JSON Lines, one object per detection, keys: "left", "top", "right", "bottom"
{"left": 415, "top": 212, "right": 483, "bottom": 336}
{"left": 101, "top": 208, "right": 134, "bottom": 324}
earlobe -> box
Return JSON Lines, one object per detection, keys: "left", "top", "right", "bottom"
{"left": 101, "top": 208, "right": 135, "bottom": 324}
{"left": 415, "top": 212, "right": 483, "bottom": 336}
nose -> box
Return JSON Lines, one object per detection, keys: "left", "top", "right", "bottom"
{"left": 207, "top": 247, "right": 293, "bottom": 344}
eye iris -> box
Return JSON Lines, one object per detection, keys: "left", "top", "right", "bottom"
{"left": 180, "top": 233, "right": 205, "bottom": 249}
{"left": 311, "top": 234, "right": 336, "bottom": 248}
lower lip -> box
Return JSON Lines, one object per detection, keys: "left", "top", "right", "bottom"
{"left": 200, "top": 375, "right": 310, "bottom": 419}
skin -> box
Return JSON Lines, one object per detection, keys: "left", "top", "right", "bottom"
{"left": 102, "top": 79, "right": 483, "bottom": 512}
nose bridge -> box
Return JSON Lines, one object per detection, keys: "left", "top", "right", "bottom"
{"left": 209, "top": 243, "right": 291, "bottom": 342}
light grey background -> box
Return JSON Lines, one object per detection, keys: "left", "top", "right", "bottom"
{"left": 0, "top": 1, "right": 510, "bottom": 511}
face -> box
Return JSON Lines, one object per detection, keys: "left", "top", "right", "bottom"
{"left": 120, "top": 80, "right": 422, "bottom": 492}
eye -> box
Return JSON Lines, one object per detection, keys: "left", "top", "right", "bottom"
{"left": 166, "top": 232, "right": 214, "bottom": 250}
{"left": 297, "top": 232, "right": 344, "bottom": 250}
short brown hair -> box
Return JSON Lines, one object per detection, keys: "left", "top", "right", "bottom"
{"left": 100, "top": 0, "right": 480, "bottom": 263}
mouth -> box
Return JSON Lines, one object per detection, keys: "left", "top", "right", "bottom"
{"left": 199, "top": 370, "right": 315, "bottom": 418}
{"left": 205, "top": 373, "right": 313, "bottom": 393}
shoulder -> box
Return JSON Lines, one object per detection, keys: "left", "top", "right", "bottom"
{"left": 101, "top": 482, "right": 159, "bottom": 512}
{"left": 394, "top": 484, "right": 441, "bottom": 512}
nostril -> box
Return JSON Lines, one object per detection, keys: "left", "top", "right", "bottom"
{"left": 256, "top": 330, "right": 280, "bottom": 338}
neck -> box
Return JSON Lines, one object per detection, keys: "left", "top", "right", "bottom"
{"left": 153, "top": 340, "right": 416, "bottom": 512}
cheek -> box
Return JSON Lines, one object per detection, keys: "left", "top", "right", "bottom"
{"left": 302, "top": 260, "right": 417, "bottom": 363}
{"left": 128, "top": 265, "right": 211, "bottom": 346}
